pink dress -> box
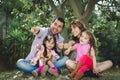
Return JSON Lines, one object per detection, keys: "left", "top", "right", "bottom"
{"left": 74, "top": 43, "right": 93, "bottom": 73}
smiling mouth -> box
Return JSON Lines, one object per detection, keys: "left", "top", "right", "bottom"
{"left": 53, "top": 28, "right": 58, "bottom": 33}
{"left": 80, "top": 40, "right": 83, "bottom": 43}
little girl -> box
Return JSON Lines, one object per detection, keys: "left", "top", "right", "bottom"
{"left": 30, "top": 35, "right": 60, "bottom": 77}
{"left": 65, "top": 30, "right": 97, "bottom": 80}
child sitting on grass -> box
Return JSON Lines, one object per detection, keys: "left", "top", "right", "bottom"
{"left": 30, "top": 35, "right": 60, "bottom": 77}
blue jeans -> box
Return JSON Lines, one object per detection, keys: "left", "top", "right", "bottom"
{"left": 16, "top": 56, "right": 68, "bottom": 73}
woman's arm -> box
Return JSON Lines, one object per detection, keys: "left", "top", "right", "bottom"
{"left": 64, "top": 40, "right": 75, "bottom": 49}
{"left": 57, "top": 40, "right": 75, "bottom": 50}
{"left": 64, "top": 45, "right": 75, "bottom": 55}
{"left": 90, "top": 47, "right": 100, "bottom": 73}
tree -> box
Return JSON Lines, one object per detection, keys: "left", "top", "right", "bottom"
{"left": 69, "top": 0, "right": 100, "bottom": 23}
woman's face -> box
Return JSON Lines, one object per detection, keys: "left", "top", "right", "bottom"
{"left": 71, "top": 25, "right": 82, "bottom": 38}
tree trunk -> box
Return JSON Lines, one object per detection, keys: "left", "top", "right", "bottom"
{"left": 0, "top": 11, "right": 7, "bottom": 39}
{"left": 46, "top": 0, "right": 69, "bottom": 42}
{"left": 69, "top": 0, "right": 100, "bottom": 27}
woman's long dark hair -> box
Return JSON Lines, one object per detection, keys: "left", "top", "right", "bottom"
{"left": 70, "top": 20, "right": 87, "bottom": 43}
{"left": 43, "top": 35, "right": 59, "bottom": 57}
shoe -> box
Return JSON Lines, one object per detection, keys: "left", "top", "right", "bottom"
{"left": 65, "top": 75, "right": 71, "bottom": 80}
{"left": 41, "top": 65, "right": 49, "bottom": 77}
{"left": 67, "top": 70, "right": 77, "bottom": 78}
{"left": 32, "top": 69, "right": 38, "bottom": 77}
{"left": 48, "top": 67, "right": 59, "bottom": 77}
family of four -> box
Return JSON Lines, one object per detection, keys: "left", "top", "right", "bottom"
{"left": 16, "top": 17, "right": 113, "bottom": 80}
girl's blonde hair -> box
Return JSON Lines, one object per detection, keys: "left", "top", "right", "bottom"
{"left": 83, "top": 30, "right": 97, "bottom": 55}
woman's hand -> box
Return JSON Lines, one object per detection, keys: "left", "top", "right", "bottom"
{"left": 51, "top": 56, "right": 57, "bottom": 62}
{"left": 93, "top": 67, "right": 100, "bottom": 74}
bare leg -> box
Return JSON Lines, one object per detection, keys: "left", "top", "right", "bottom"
{"left": 96, "top": 60, "right": 113, "bottom": 73}
{"left": 47, "top": 60, "right": 55, "bottom": 68}
{"left": 47, "top": 60, "right": 59, "bottom": 77}
{"left": 39, "top": 58, "right": 45, "bottom": 66}
{"left": 66, "top": 59, "right": 76, "bottom": 71}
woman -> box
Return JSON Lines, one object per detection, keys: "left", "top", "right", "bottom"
{"left": 64, "top": 20, "right": 113, "bottom": 76}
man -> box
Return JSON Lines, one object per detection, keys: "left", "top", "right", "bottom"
{"left": 16, "top": 17, "right": 68, "bottom": 73}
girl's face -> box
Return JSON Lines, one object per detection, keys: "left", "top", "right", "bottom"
{"left": 71, "top": 25, "right": 82, "bottom": 38}
{"left": 79, "top": 32, "right": 90, "bottom": 45}
{"left": 45, "top": 38, "right": 55, "bottom": 50}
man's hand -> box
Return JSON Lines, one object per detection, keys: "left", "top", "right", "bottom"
{"left": 64, "top": 49, "right": 70, "bottom": 55}
{"left": 57, "top": 42, "right": 64, "bottom": 49}
{"left": 30, "top": 27, "right": 40, "bottom": 35}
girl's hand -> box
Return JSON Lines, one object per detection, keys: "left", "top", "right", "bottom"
{"left": 30, "top": 59, "right": 36, "bottom": 65}
{"left": 69, "top": 40, "right": 75, "bottom": 46}
{"left": 30, "top": 27, "right": 40, "bottom": 35}
{"left": 51, "top": 56, "right": 57, "bottom": 62}
{"left": 30, "top": 59, "right": 34, "bottom": 64}
{"left": 64, "top": 49, "right": 70, "bottom": 55}
{"left": 36, "top": 44, "right": 41, "bottom": 50}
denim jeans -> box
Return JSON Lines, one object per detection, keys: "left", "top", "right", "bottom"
{"left": 16, "top": 56, "right": 68, "bottom": 73}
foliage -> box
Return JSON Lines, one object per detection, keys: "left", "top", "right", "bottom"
{"left": 0, "top": 0, "right": 120, "bottom": 68}
{"left": 89, "top": 0, "right": 120, "bottom": 65}
{"left": 0, "top": 0, "right": 54, "bottom": 68}
{"left": 1, "top": 18, "right": 33, "bottom": 68}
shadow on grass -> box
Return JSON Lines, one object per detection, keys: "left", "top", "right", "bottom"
{"left": 0, "top": 68, "right": 120, "bottom": 80}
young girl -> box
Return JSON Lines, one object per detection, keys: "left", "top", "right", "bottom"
{"left": 65, "top": 30, "right": 97, "bottom": 80}
{"left": 30, "top": 35, "right": 60, "bottom": 77}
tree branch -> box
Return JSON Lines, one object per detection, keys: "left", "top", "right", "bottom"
{"left": 68, "top": 0, "right": 83, "bottom": 19}
{"left": 46, "top": 0, "right": 65, "bottom": 17}
{"left": 46, "top": 0, "right": 58, "bottom": 14}
{"left": 82, "top": 0, "right": 100, "bottom": 22}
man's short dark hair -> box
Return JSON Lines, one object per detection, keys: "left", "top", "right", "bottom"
{"left": 53, "top": 17, "right": 65, "bottom": 28}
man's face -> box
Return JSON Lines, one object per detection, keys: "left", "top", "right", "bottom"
{"left": 50, "top": 19, "right": 64, "bottom": 35}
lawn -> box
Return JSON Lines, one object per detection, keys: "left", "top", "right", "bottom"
{"left": 0, "top": 68, "right": 120, "bottom": 80}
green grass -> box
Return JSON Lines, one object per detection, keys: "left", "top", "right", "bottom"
{"left": 0, "top": 68, "right": 120, "bottom": 80}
